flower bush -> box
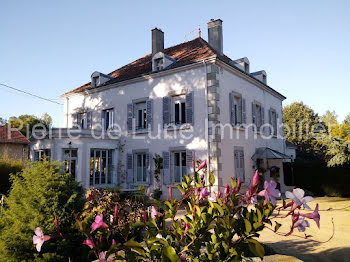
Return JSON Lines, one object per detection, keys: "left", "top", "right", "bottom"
{"left": 32, "top": 160, "right": 322, "bottom": 261}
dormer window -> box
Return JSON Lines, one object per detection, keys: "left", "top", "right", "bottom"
{"left": 93, "top": 76, "right": 99, "bottom": 87}
{"left": 155, "top": 58, "right": 163, "bottom": 71}
{"left": 152, "top": 52, "right": 176, "bottom": 72}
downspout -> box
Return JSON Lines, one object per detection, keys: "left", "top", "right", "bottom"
{"left": 202, "top": 59, "right": 210, "bottom": 187}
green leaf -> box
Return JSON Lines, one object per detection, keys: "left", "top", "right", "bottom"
{"left": 209, "top": 172, "right": 215, "bottom": 186}
{"left": 175, "top": 184, "right": 185, "bottom": 194}
{"left": 247, "top": 239, "right": 265, "bottom": 258}
{"left": 256, "top": 208, "right": 262, "bottom": 222}
{"left": 274, "top": 221, "right": 282, "bottom": 232}
{"left": 244, "top": 219, "right": 252, "bottom": 234}
{"left": 163, "top": 245, "right": 181, "bottom": 262}
{"left": 231, "top": 178, "right": 237, "bottom": 188}
{"left": 213, "top": 203, "right": 224, "bottom": 216}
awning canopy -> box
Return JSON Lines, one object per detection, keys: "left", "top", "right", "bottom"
{"left": 251, "top": 147, "right": 292, "bottom": 160}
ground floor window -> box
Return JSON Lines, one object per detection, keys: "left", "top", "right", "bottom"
{"left": 90, "top": 149, "right": 113, "bottom": 185}
{"left": 135, "top": 152, "right": 147, "bottom": 183}
{"left": 63, "top": 149, "right": 78, "bottom": 179}
{"left": 234, "top": 149, "right": 245, "bottom": 183}
{"left": 173, "top": 151, "right": 187, "bottom": 183}
{"left": 34, "top": 149, "right": 50, "bottom": 161}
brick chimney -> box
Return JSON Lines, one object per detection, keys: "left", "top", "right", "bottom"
{"left": 152, "top": 28, "right": 164, "bottom": 57}
{"left": 207, "top": 19, "right": 223, "bottom": 55}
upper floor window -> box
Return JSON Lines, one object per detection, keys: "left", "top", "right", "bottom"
{"left": 93, "top": 76, "right": 99, "bottom": 87}
{"left": 162, "top": 92, "right": 193, "bottom": 127}
{"left": 72, "top": 111, "right": 92, "bottom": 129}
{"left": 155, "top": 58, "right": 163, "bottom": 71}
{"left": 34, "top": 149, "right": 50, "bottom": 161}
{"left": 252, "top": 102, "right": 264, "bottom": 131}
{"left": 103, "top": 109, "right": 114, "bottom": 130}
{"left": 230, "top": 92, "right": 246, "bottom": 126}
{"left": 234, "top": 149, "right": 245, "bottom": 183}
{"left": 172, "top": 95, "right": 186, "bottom": 125}
{"left": 135, "top": 102, "right": 147, "bottom": 130}
{"left": 269, "top": 109, "right": 278, "bottom": 136}
{"left": 63, "top": 149, "right": 77, "bottom": 179}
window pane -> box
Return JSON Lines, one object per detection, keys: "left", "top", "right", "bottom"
{"left": 71, "top": 149, "right": 77, "bottom": 158}
{"left": 174, "top": 152, "right": 180, "bottom": 166}
{"left": 181, "top": 152, "right": 186, "bottom": 168}
{"left": 71, "top": 159, "right": 76, "bottom": 179}
{"left": 138, "top": 110, "right": 142, "bottom": 128}
{"left": 174, "top": 166, "right": 181, "bottom": 183}
{"left": 181, "top": 102, "right": 186, "bottom": 124}
{"left": 90, "top": 152, "right": 94, "bottom": 185}
{"left": 107, "top": 151, "right": 112, "bottom": 184}
{"left": 143, "top": 108, "right": 147, "bottom": 128}
{"left": 137, "top": 154, "right": 142, "bottom": 182}
{"left": 175, "top": 103, "right": 180, "bottom": 124}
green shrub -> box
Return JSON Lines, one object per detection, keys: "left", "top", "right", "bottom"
{"left": 0, "top": 160, "right": 87, "bottom": 262}
{"left": 0, "top": 157, "right": 24, "bottom": 195}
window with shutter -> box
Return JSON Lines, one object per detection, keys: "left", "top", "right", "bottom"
{"left": 127, "top": 104, "right": 133, "bottom": 131}
{"left": 234, "top": 149, "right": 245, "bottom": 183}
{"left": 163, "top": 97, "right": 170, "bottom": 127}
{"left": 126, "top": 153, "right": 133, "bottom": 184}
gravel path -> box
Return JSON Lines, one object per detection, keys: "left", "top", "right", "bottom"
{"left": 259, "top": 197, "right": 350, "bottom": 262}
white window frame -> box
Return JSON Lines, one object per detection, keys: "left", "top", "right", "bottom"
{"left": 34, "top": 149, "right": 50, "bottom": 161}
{"left": 103, "top": 109, "right": 114, "bottom": 130}
{"left": 134, "top": 152, "right": 147, "bottom": 183}
{"left": 172, "top": 150, "right": 187, "bottom": 183}
{"left": 171, "top": 95, "right": 186, "bottom": 125}
{"left": 233, "top": 94, "right": 242, "bottom": 125}
{"left": 63, "top": 149, "right": 78, "bottom": 179}
{"left": 90, "top": 149, "right": 113, "bottom": 186}
{"left": 135, "top": 102, "right": 147, "bottom": 130}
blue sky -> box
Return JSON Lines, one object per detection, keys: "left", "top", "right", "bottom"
{"left": 1, "top": 0, "right": 349, "bottom": 126}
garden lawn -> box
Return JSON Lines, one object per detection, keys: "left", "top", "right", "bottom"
{"left": 259, "top": 197, "right": 350, "bottom": 262}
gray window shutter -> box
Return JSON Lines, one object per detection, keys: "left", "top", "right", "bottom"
{"left": 162, "top": 97, "right": 170, "bottom": 126}
{"left": 126, "top": 153, "right": 133, "bottom": 184}
{"left": 252, "top": 103, "right": 256, "bottom": 124}
{"left": 261, "top": 106, "right": 265, "bottom": 133}
{"left": 242, "top": 98, "right": 246, "bottom": 124}
{"left": 268, "top": 109, "right": 272, "bottom": 135}
{"left": 77, "top": 113, "right": 82, "bottom": 128}
{"left": 87, "top": 111, "right": 92, "bottom": 129}
{"left": 186, "top": 150, "right": 194, "bottom": 175}
{"left": 186, "top": 92, "right": 194, "bottom": 124}
{"left": 275, "top": 113, "right": 279, "bottom": 136}
{"left": 162, "top": 151, "right": 170, "bottom": 185}
{"left": 101, "top": 111, "right": 105, "bottom": 130}
{"left": 146, "top": 99, "right": 153, "bottom": 130}
{"left": 127, "top": 103, "right": 133, "bottom": 131}
{"left": 229, "top": 92, "right": 234, "bottom": 125}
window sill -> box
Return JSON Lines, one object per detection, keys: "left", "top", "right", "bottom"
{"left": 129, "top": 129, "right": 150, "bottom": 135}
{"left": 165, "top": 123, "right": 192, "bottom": 131}
{"left": 232, "top": 125, "right": 245, "bottom": 131}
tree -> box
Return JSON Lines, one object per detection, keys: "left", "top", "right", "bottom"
{"left": 8, "top": 113, "right": 52, "bottom": 138}
{"left": 317, "top": 133, "right": 350, "bottom": 167}
{"left": 283, "top": 102, "right": 322, "bottom": 154}
{"left": 344, "top": 113, "right": 350, "bottom": 126}
{"left": 0, "top": 117, "right": 6, "bottom": 125}
{"left": 321, "top": 110, "right": 338, "bottom": 130}
{"left": 0, "top": 161, "right": 87, "bottom": 261}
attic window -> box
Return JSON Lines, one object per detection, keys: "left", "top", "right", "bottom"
{"left": 262, "top": 75, "right": 267, "bottom": 84}
{"left": 155, "top": 58, "right": 163, "bottom": 71}
{"left": 93, "top": 76, "right": 99, "bottom": 87}
{"left": 244, "top": 63, "right": 249, "bottom": 73}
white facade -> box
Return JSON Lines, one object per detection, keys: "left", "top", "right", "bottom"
{"left": 31, "top": 20, "right": 294, "bottom": 199}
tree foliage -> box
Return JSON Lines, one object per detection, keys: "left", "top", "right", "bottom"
{"left": 0, "top": 161, "right": 86, "bottom": 261}
{"left": 283, "top": 102, "right": 322, "bottom": 154}
{"left": 8, "top": 113, "right": 52, "bottom": 137}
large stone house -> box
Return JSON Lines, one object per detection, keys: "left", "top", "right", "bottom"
{"left": 0, "top": 125, "right": 30, "bottom": 162}
{"left": 31, "top": 19, "right": 293, "bottom": 199}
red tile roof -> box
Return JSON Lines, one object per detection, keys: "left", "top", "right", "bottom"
{"left": 0, "top": 125, "right": 30, "bottom": 144}
{"left": 64, "top": 37, "right": 231, "bottom": 95}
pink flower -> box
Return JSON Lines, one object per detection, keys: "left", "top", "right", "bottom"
{"left": 169, "top": 186, "right": 172, "bottom": 201}
{"left": 293, "top": 217, "right": 310, "bottom": 232}
{"left": 83, "top": 237, "right": 94, "bottom": 249}
{"left": 197, "top": 160, "right": 207, "bottom": 172}
{"left": 112, "top": 239, "right": 116, "bottom": 245}
{"left": 252, "top": 170, "right": 259, "bottom": 189}
{"left": 199, "top": 187, "right": 210, "bottom": 200}
{"left": 69, "top": 258, "right": 72, "bottom": 262}
{"left": 151, "top": 206, "right": 161, "bottom": 220}
{"left": 301, "top": 203, "right": 320, "bottom": 228}
{"left": 91, "top": 214, "right": 108, "bottom": 231}
{"left": 55, "top": 216, "right": 64, "bottom": 239}
{"left": 208, "top": 194, "right": 217, "bottom": 202}
{"left": 182, "top": 222, "right": 191, "bottom": 233}
{"left": 285, "top": 188, "right": 313, "bottom": 209}
{"left": 217, "top": 190, "right": 222, "bottom": 199}
{"left": 113, "top": 205, "right": 119, "bottom": 224}
{"left": 258, "top": 180, "right": 281, "bottom": 206}
{"left": 33, "top": 227, "right": 51, "bottom": 252}
{"left": 98, "top": 251, "right": 113, "bottom": 262}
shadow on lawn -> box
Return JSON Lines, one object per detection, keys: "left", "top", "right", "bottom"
{"left": 264, "top": 240, "right": 350, "bottom": 262}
